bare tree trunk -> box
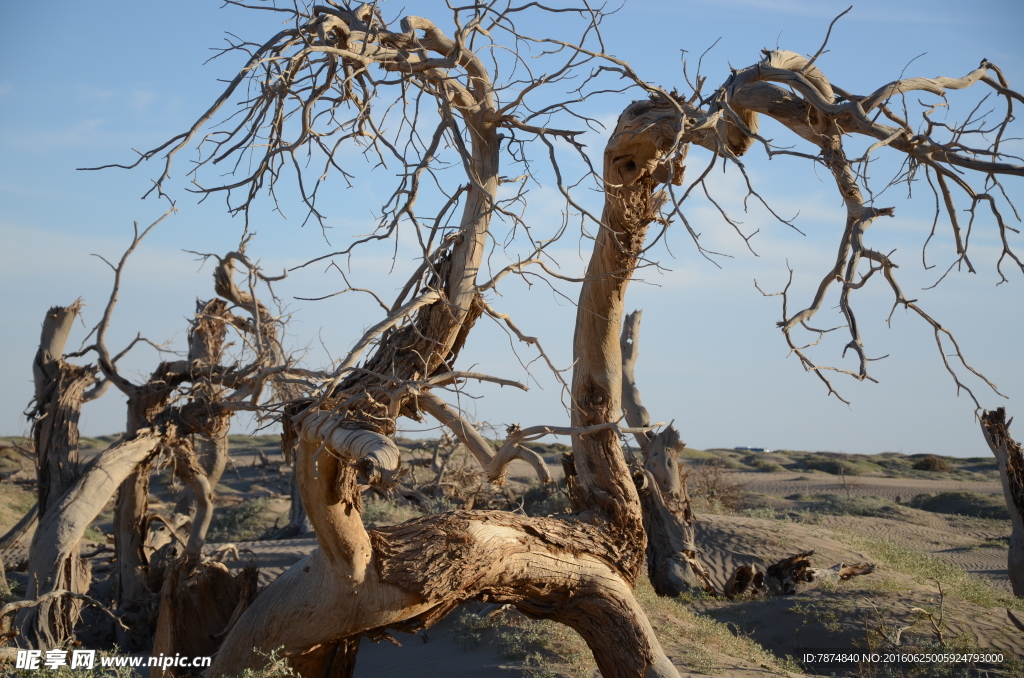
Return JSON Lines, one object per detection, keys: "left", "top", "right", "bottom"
{"left": 114, "top": 298, "right": 235, "bottom": 648}
{"left": 152, "top": 563, "right": 258, "bottom": 678}
{"left": 20, "top": 433, "right": 163, "bottom": 648}
{"left": 113, "top": 381, "right": 179, "bottom": 651}
{"left": 980, "top": 408, "right": 1024, "bottom": 596}
{"left": 175, "top": 299, "right": 234, "bottom": 519}
{"left": 207, "top": 95, "right": 689, "bottom": 678}
{"left": 620, "top": 311, "right": 714, "bottom": 596}
{"left": 19, "top": 302, "right": 97, "bottom": 647}
{"left": 32, "top": 303, "right": 90, "bottom": 514}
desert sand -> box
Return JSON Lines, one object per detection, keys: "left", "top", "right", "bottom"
{"left": 2, "top": 440, "right": 1021, "bottom": 677}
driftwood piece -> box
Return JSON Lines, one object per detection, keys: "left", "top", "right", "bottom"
{"left": 724, "top": 564, "right": 765, "bottom": 599}
{"left": 980, "top": 408, "right": 1024, "bottom": 596}
{"left": 723, "top": 551, "right": 875, "bottom": 599}
{"left": 765, "top": 551, "right": 815, "bottom": 595}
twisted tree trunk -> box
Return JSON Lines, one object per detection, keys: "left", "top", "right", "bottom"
{"left": 174, "top": 299, "right": 234, "bottom": 520}
{"left": 207, "top": 97, "right": 686, "bottom": 678}
{"left": 115, "top": 297, "right": 237, "bottom": 649}
{"left": 980, "top": 408, "right": 1024, "bottom": 596}
{"left": 113, "top": 377, "right": 180, "bottom": 651}
{"left": 19, "top": 303, "right": 97, "bottom": 647}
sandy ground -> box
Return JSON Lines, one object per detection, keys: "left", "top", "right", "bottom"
{"left": 202, "top": 506, "right": 1020, "bottom": 677}
{"left": 2, "top": 448, "right": 1020, "bottom": 677}
{"left": 691, "top": 513, "right": 1023, "bottom": 662}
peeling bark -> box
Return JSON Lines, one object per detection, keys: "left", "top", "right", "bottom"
{"left": 20, "top": 302, "right": 97, "bottom": 647}
{"left": 981, "top": 408, "right": 1024, "bottom": 596}
{"left": 32, "top": 303, "right": 93, "bottom": 514}
{"left": 175, "top": 299, "right": 234, "bottom": 519}
{"left": 114, "top": 297, "right": 238, "bottom": 648}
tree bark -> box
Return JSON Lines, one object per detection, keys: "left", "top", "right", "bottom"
{"left": 152, "top": 561, "right": 258, "bottom": 678}
{"left": 32, "top": 303, "right": 92, "bottom": 515}
{"left": 980, "top": 408, "right": 1024, "bottom": 596}
{"left": 113, "top": 372, "right": 186, "bottom": 650}
{"left": 287, "top": 470, "right": 314, "bottom": 536}
{"left": 20, "top": 302, "right": 96, "bottom": 647}
{"left": 19, "top": 432, "right": 163, "bottom": 648}
{"left": 114, "top": 297, "right": 235, "bottom": 648}
{"left": 175, "top": 299, "right": 234, "bottom": 519}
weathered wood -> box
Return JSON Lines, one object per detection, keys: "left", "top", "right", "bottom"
{"left": 0, "top": 501, "right": 38, "bottom": 551}
{"left": 724, "top": 564, "right": 765, "bottom": 599}
{"left": 209, "top": 76, "right": 688, "bottom": 678}
{"left": 19, "top": 432, "right": 163, "bottom": 648}
{"left": 152, "top": 562, "right": 258, "bottom": 677}
{"left": 620, "top": 310, "right": 714, "bottom": 596}
{"left": 981, "top": 408, "right": 1024, "bottom": 596}
{"left": 20, "top": 302, "right": 96, "bottom": 647}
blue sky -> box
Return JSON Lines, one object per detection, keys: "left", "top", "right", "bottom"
{"left": 1, "top": 0, "right": 1022, "bottom": 457}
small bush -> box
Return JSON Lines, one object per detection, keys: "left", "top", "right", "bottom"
{"left": 742, "top": 455, "right": 783, "bottom": 473}
{"left": 361, "top": 498, "right": 420, "bottom": 525}
{"left": 691, "top": 461, "right": 750, "bottom": 513}
{"left": 234, "top": 648, "right": 297, "bottom": 677}
{"left": 208, "top": 497, "right": 272, "bottom": 542}
{"left": 810, "top": 493, "right": 900, "bottom": 518}
{"left": 522, "top": 483, "right": 571, "bottom": 517}
{"left": 804, "top": 458, "right": 864, "bottom": 476}
{"left": 912, "top": 455, "right": 952, "bottom": 472}
{"left": 908, "top": 491, "right": 1009, "bottom": 520}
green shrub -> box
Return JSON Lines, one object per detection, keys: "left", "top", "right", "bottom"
{"left": 208, "top": 497, "right": 272, "bottom": 542}
{"left": 912, "top": 455, "right": 953, "bottom": 472}
{"left": 804, "top": 458, "right": 865, "bottom": 476}
{"left": 908, "top": 492, "right": 1009, "bottom": 520}
{"left": 522, "top": 484, "right": 571, "bottom": 517}
{"left": 810, "top": 494, "right": 900, "bottom": 518}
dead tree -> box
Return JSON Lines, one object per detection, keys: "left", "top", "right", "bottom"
{"left": 95, "top": 2, "right": 1022, "bottom": 675}
{"left": 201, "top": 89, "right": 682, "bottom": 678}
{"left": 980, "top": 408, "right": 1024, "bottom": 596}
{"left": 14, "top": 213, "right": 305, "bottom": 651}
{"left": 99, "top": 3, "right": 686, "bottom": 675}
{"left": 18, "top": 301, "right": 110, "bottom": 648}
{"left": 620, "top": 310, "right": 714, "bottom": 597}
{"left": 87, "top": 241, "right": 298, "bottom": 650}
{"left": 171, "top": 299, "right": 235, "bottom": 520}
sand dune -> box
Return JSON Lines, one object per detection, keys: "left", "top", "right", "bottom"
{"left": 725, "top": 471, "right": 1003, "bottom": 502}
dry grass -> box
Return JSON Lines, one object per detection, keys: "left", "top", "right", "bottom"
{"left": 838, "top": 530, "right": 1024, "bottom": 611}
{"left": 633, "top": 576, "right": 801, "bottom": 676}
